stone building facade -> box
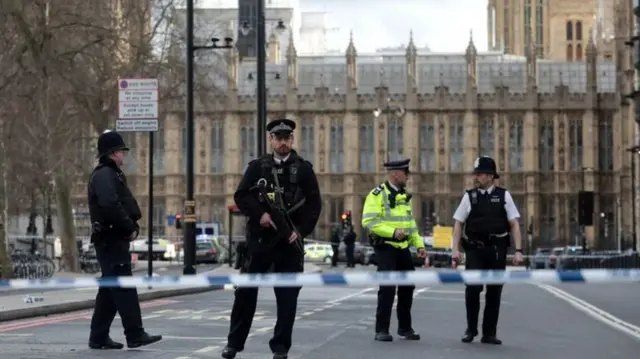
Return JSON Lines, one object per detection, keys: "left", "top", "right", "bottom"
{"left": 71, "top": 28, "right": 636, "bottom": 249}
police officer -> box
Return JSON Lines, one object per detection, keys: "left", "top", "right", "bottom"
{"left": 222, "top": 119, "right": 322, "bottom": 359}
{"left": 343, "top": 225, "right": 357, "bottom": 268}
{"left": 451, "top": 156, "right": 523, "bottom": 345}
{"left": 362, "top": 159, "right": 427, "bottom": 342}
{"left": 88, "top": 130, "right": 162, "bottom": 349}
{"left": 330, "top": 226, "right": 340, "bottom": 267}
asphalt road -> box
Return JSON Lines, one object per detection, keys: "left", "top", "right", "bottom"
{"left": 0, "top": 280, "right": 639, "bottom": 358}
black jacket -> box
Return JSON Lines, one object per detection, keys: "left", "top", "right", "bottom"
{"left": 88, "top": 157, "right": 141, "bottom": 240}
{"left": 234, "top": 151, "right": 322, "bottom": 242}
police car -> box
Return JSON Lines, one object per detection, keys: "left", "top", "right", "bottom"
{"left": 304, "top": 243, "right": 333, "bottom": 264}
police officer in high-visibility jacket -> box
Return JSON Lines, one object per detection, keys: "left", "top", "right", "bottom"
{"left": 362, "top": 159, "right": 427, "bottom": 342}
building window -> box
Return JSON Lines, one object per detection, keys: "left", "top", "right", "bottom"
{"left": 240, "top": 125, "right": 256, "bottom": 167}
{"left": 419, "top": 122, "right": 435, "bottom": 172}
{"left": 503, "top": 4, "right": 510, "bottom": 53}
{"left": 328, "top": 197, "right": 344, "bottom": 228}
{"left": 539, "top": 194, "right": 556, "bottom": 247}
{"left": 524, "top": 0, "right": 531, "bottom": 53}
{"left": 568, "top": 116, "right": 583, "bottom": 170}
{"left": 568, "top": 196, "right": 579, "bottom": 245}
{"left": 210, "top": 199, "right": 226, "bottom": 224}
{"left": 576, "top": 21, "right": 582, "bottom": 41}
{"left": 479, "top": 115, "right": 495, "bottom": 158}
{"left": 153, "top": 122, "right": 165, "bottom": 174}
{"left": 449, "top": 115, "right": 464, "bottom": 171}
{"left": 508, "top": 117, "right": 524, "bottom": 171}
{"left": 211, "top": 121, "right": 224, "bottom": 173}
{"left": 329, "top": 123, "right": 344, "bottom": 172}
{"left": 153, "top": 203, "right": 165, "bottom": 236}
{"left": 386, "top": 117, "right": 403, "bottom": 161}
{"left": 359, "top": 119, "right": 374, "bottom": 172}
{"left": 535, "top": 0, "right": 544, "bottom": 57}
{"left": 420, "top": 198, "right": 436, "bottom": 235}
{"left": 598, "top": 115, "right": 614, "bottom": 172}
{"left": 566, "top": 44, "right": 573, "bottom": 61}
{"left": 566, "top": 21, "right": 573, "bottom": 41}
{"left": 539, "top": 114, "right": 555, "bottom": 171}
{"left": 299, "top": 122, "right": 315, "bottom": 165}
{"left": 576, "top": 44, "right": 583, "bottom": 61}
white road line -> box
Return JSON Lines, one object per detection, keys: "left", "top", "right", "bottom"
{"left": 163, "top": 336, "right": 226, "bottom": 340}
{"left": 537, "top": 284, "right": 640, "bottom": 340}
{"left": 193, "top": 345, "right": 219, "bottom": 353}
{"left": 327, "top": 287, "right": 375, "bottom": 304}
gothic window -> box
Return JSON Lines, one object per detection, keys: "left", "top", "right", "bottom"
{"left": 566, "top": 44, "right": 573, "bottom": 61}
{"left": 420, "top": 198, "right": 436, "bottom": 235}
{"left": 121, "top": 133, "right": 137, "bottom": 174}
{"left": 386, "top": 118, "right": 404, "bottom": 161}
{"left": 535, "top": 0, "right": 544, "bottom": 57}
{"left": 598, "top": 114, "right": 613, "bottom": 172}
{"left": 211, "top": 121, "right": 224, "bottom": 174}
{"left": 503, "top": 4, "right": 510, "bottom": 53}
{"left": 539, "top": 115, "right": 555, "bottom": 171}
{"left": 566, "top": 21, "right": 573, "bottom": 41}
{"left": 448, "top": 115, "right": 464, "bottom": 171}
{"left": 153, "top": 202, "right": 166, "bottom": 236}
{"left": 419, "top": 121, "right": 435, "bottom": 172}
{"left": 328, "top": 197, "right": 344, "bottom": 227}
{"left": 240, "top": 125, "right": 256, "bottom": 167}
{"left": 153, "top": 121, "right": 165, "bottom": 174}
{"left": 508, "top": 117, "right": 524, "bottom": 171}
{"left": 479, "top": 115, "right": 495, "bottom": 158}
{"left": 568, "top": 196, "right": 579, "bottom": 245}
{"left": 329, "top": 122, "right": 344, "bottom": 172}
{"left": 299, "top": 122, "right": 316, "bottom": 166}
{"left": 576, "top": 44, "right": 583, "bottom": 61}
{"left": 210, "top": 199, "right": 226, "bottom": 224}
{"left": 576, "top": 21, "right": 583, "bottom": 41}
{"left": 539, "top": 194, "right": 556, "bottom": 247}
{"left": 568, "top": 116, "right": 583, "bottom": 170}
{"left": 359, "top": 119, "right": 374, "bottom": 172}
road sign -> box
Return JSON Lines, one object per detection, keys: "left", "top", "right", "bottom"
{"left": 118, "top": 78, "right": 158, "bottom": 132}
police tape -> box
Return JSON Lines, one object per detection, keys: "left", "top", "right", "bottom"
{"left": 1, "top": 269, "right": 640, "bottom": 289}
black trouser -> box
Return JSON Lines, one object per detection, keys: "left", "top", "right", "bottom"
{"left": 374, "top": 245, "right": 415, "bottom": 333}
{"left": 464, "top": 241, "right": 507, "bottom": 337}
{"left": 331, "top": 244, "right": 339, "bottom": 267}
{"left": 345, "top": 243, "right": 355, "bottom": 267}
{"left": 90, "top": 241, "right": 144, "bottom": 342}
{"left": 227, "top": 245, "right": 303, "bottom": 354}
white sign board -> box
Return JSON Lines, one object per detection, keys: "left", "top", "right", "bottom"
{"left": 117, "top": 78, "right": 158, "bottom": 131}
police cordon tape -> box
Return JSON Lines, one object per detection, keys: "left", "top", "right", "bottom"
{"left": 1, "top": 269, "right": 640, "bottom": 289}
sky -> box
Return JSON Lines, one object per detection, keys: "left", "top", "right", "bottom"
{"left": 299, "top": 0, "right": 488, "bottom": 53}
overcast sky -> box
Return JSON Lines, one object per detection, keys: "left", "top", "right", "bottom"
{"left": 300, "top": 0, "right": 488, "bottom": 53}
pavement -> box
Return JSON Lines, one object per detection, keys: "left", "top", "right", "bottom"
{"left": 0, "top": 273, "right": 638, "bottom": 359}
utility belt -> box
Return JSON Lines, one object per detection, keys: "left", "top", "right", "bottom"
{"left": 90, "top": 222, "right": 114, "bottom": 243}
{"left": 368, "top": 234, "right": 406, "bottom": 248}
{"left": 462, "top": 232, "right": 509, "bottom": 250}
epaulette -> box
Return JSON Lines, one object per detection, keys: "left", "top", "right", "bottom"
{"left": 371, "top": 185, "right": 384, "bottom": 196}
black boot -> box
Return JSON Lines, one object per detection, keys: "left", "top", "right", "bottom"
{"left": 126, "top": 332, "right": 163, "bottom": 348}
{"left": 374, "top": 332, "right": 393, "bottom": 342}
{"left": 481, "top": 336, "right": 502, "bottom": 345}
{"left": 88, "top": 337, "right": 124, "bottom": 350}
{"left": 461, "top": 331, "right": 477, "bottom": 343}
{"left": 221, "top": 346, "right": 238, "bottom": 359}
{"left": 397, "top": 329, "right": 420, "bottom": 340}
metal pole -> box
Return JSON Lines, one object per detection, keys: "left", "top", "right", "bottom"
{"left": 183, "top": 0, "right": 196, "bottom": 275}
{"left": 228, "top": 209, "right": 233, "bottom": 267}
{"left": 256, "top": 0, "right": 267, "bottom": 156}
{"left": 148, "top": 132, "right": 154, "bottom": 278}
{"left": 633, "top": 154, "right": 637, "bottom": 251}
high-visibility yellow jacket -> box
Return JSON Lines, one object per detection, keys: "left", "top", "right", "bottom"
{"left": 361, "top": 182, "right": 424, "bottom": 249}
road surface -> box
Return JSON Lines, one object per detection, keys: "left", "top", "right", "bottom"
{"left": 0, "top": 280, "right": 638, "bottom": 358}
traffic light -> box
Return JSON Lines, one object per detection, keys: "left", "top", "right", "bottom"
{"left": 340, "top": 211, "right": 352, "bottom": 224}
{"left": 175, "top": 214, "right": 182, "bottom": 229}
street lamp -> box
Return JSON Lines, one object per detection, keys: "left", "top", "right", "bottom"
{"left": 626, "top": 145, "right": 640, "bottom": 252}
{"left": 183, "top": 0, "right": 234, "bottom": 275}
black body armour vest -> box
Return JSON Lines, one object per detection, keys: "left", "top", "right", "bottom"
{"left": 464, "top": 187, "right": 510, "bottom": 238}
{"left": 258, "top": 155, "right": 302, "bottom": 207}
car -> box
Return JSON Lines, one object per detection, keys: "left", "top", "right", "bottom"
{"left": 195, "top": 240, "right": 218, "bottom": 264}
{"left": 428, "top": 248, "right": 453, "bottom": 268}
{"left": 337, "top": 242, "right": 367, "bottom": 265}
{"left": 532, "top": 248, "right": 552, "bottom": 269}
{"left": 545, "top": 247, "right": 565, "bottom": 269}
{"left": 304, "top": 244, "right": 333, "bottom": 264}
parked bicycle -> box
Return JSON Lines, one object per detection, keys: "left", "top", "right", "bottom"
{"left": 10, "top": 250, "right": 56, "bottom": 279}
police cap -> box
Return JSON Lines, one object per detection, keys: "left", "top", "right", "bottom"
{"left": 383, "top": 158, "right": 411, "bottom": 173}
{"left": 266, "top": 118, "right": 296, "bottom": 135}
{"left": 96, "top": 130, "right": 129, "bottom": 158}
{"left": 473, "top": 156, "right": 499, "bottom": 179}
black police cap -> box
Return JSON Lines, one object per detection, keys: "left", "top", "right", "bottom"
{"left": 473, "top": 156, "right": 499, "bottom": 178}
{"left": 383, "top": 158, "right": 411, "bottom": 172}
{"left": 97, "top": 130, "right": 129, "bottom": 158}
{"left": 266, "top": 119, "right": 296, "bottom": 135}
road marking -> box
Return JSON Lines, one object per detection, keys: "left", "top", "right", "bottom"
{"left": 427, "top": 289, "right": 465, "bottom": 294}
{"left": 163, "top": 335, "right": 225, "bottom": 340}
{"left": 0, "top": 333, "right": 33, "bottom": 337}
{"left": 537, "top": 284, "right": 640, "bottom": 340}
{"left": 193, "top": 345, "right": 219, "bottom": 353}
{"left": 327, "top": 288, "right": 375, "bottom": 304}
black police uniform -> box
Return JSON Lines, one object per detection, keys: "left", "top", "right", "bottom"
{"left": 330, "top": 226, "right": 340, "bottom": 267}
{"left": 88, "top": 131, "right": 161, "bottom": 350}
{"left": 344, "top": 227, "right": 356, "bottom": 267}
{"left": 223, "top": 119, "right": 322, "bottom": 359}
{"left": 460, "top": 156, "right": 511, "bottom": 345}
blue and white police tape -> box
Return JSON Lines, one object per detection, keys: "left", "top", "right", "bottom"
{"left": 1, "top": 269, "right": 640, "bottom": 289}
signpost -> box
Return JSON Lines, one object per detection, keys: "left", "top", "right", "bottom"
{"left": 117, "top": 78, "right": 158, "bottom": 279}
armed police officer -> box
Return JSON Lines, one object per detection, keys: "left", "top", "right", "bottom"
{"left": 330, "top": 226, "right": 340, "bottom": 267}
{"left": 222, "top": 119, "right": 322, "bottom": 359}
{"left": 88, "top": 130, "right": 162, "bottom": 350}
{"left": 362, "top": 159, "right": 427, "bottom": 342}
{"left": 452, "top": 156, "right": 523, "bottom": 345}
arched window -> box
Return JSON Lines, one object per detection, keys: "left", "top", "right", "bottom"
{"left": 566, "top": 21, "right": 573, "bottom": 41}
{"left": 576, "top": 44, "right": 583, "bottom": 61}
{"left": 566, "top": 44, "right": 573, "bottom": 61}
{"left": 576, "top": 21, "right": 582, "bottom": 41}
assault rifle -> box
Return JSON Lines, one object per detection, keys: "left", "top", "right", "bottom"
{"left": 253, "top": 177, "right": 305, "bottom": 256}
